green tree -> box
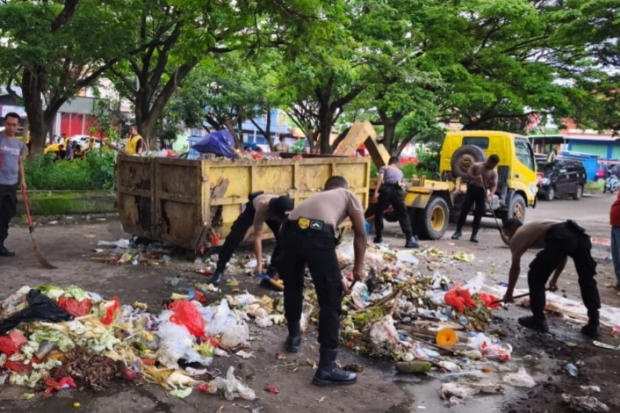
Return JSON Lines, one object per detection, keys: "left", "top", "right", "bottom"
{"left": 0, "top": 0, "right": 135, "bottom": 156}
{"left": 111, "top": 0, "right": 336, "bottom": 148}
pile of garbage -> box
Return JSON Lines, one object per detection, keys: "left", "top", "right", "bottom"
{"left": 0, "top": 285, "right": 267, "bottom": 401}
{"left": 91, "top": 238, "right": 173, "bottom": 266}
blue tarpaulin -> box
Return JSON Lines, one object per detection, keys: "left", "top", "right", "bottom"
{"left": 192, "top": 130, "right": 236, "bottom": 159}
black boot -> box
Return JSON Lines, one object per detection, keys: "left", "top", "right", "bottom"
{"left": 451, "top": 230, "right": 462, "bottom": 240}
{"left": 0, "top": 243, "right": 15, "bottom": 257}
{"left": 518, "top": 315, "right": 549, "bottom": 333}
{"left": 312, "top": 348, "right": 357, "bottom": 387}
{"left": 285, "top": 321, "right": 302, "bottom": 353}
{"left": 581, "top": 311, "right": 601, "bottom": 338}
{"left": 210, "top": 269, "right": 224, "bottom": 285}
{"left": 373, "top": 233, "right": 383, "bottom": 244}
{"left": 405, "top": 235, "right": 419, "bottom": 249}
{"left": 470, "top": 231, "right": 479, "bottom": 243}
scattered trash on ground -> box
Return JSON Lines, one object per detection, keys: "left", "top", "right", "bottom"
{"left": 562, "top": 393, "right": 610, "bottom": 412}
{"left": 439, "top": 381, "right": 504, "bottom": 406}
{"left": 503, "top": 367, "right": 536, "bottom": 388}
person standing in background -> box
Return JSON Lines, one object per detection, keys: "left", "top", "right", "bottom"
{"left": 125, "top": 126, "right": 145, "bottom": 155}
{"left": 373, "top": 156, "right": 419, "bottom": 248}
{"left": 0, "top": 113, "right": 26, "bottom": 257}
{"left": 274, "top": 136, "right": 289, "bottom": 152}
{"left": 610, "top": 191, "right": 620, "bottom": 290}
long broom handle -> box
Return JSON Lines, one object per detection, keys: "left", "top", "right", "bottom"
{"left": 21, "top": 185, "right": 34, "bottom": 232}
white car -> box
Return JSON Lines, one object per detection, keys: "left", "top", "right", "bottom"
{"left": 69, "top": 135, "right": 102, "bottom": 149}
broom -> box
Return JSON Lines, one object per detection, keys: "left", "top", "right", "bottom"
{"left": 21, "top": 186, "right": 56, "bottom": 269}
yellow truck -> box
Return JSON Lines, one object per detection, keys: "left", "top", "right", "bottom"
{"left": 337, "top": 122, "right": 538, "bottom": 240}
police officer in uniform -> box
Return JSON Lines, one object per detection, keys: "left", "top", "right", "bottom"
{"left": 501, "top": 218, "right": 601, "bottom": 337}
{"left": 277, "top": 176, "right": 366, "bottom": 387}
{"left": 373, "top": 156, "right": 418, "bottom": 248}
{"left": 210, "top": 192, "right": 294, "bottom": 285}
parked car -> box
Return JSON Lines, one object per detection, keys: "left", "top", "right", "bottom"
{"left": 536, "top": 157, "right": 587, "bottom": 201}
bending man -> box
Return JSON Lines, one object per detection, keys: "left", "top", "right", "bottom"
{"left": 452, "top": 155, "right": 499, "bottom": 243}
{"left": 373, "top": 156, "right": 418, "bottom": 248}
{"left": 210, "top": 192, "right": 294, "bottom": 286}
{"left": 502, "top": 218, "right": 600, "bottom": 337}
{"left": 277, "top": 176, "right": 366, "bottom": 387}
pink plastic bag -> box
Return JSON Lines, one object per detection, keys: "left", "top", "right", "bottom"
{"left": 0, "top": 331, "right": 28, "bottom": 356}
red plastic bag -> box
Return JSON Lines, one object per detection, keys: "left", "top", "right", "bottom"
{"left": 479, "top": 293, "right": 500, "bottom": 310}
{"left": 4, "top": 360, "right": 31, "bottom": 373}
{"left": 44, "top": 377, "right": 77, "bottom": 395}
{"left": 100, "top": 297, "right": 120, "bottom": 325}
{"left": 169, "top": 301, "right": 205, "bottom": 337}
{"left": 58, "top": 296, "right": 93, "bottom": 317}
{"left": 0, "top": 331, "right": 28, "bottom": 356}
{"left": 444, "top": 287, "right": 477, "bottom": 313}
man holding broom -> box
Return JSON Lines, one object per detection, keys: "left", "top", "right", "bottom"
{"left": 0, "top": 112, "right": 27, "bottom": 257}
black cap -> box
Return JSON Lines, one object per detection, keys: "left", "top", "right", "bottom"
{"left": 269, "top": 196, "right": 294, "bottom": 217}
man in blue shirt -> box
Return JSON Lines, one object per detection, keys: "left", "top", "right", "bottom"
{"left": 0, "top": 112, "right": 27, "bottom": 256}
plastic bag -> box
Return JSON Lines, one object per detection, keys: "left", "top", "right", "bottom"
{"left": 300, "top": 302, "right": 315, "bottom": 333}
{"left": 503, "top": 367, "right": 536, "bottom": 388}
{"left": 202, "top": 299, "right": 234, "bottom": 336}
{"left": 169, "top": 301, "right": 205, "bottom": 337}
{"left": 0, "top": 290, "right": 73, "bottom": 335}
{"left": 478, "top": 293, "right": 500, "bottom": 310}
{"left": 58, "top": 296, "right": 93, "bottom": 317}
{"left": 156, "top": 320, "right": 212, "bottom": 369}
{"left": 220, "top": 319, "right": 249, "bottom": 349}
{"left": 463, "top": 272, "right": 485, "bottom": 293}
{"left": 368, "top": 316, "right": 399, "bottom": 355}
{"left": 100, "top": 297, "right": 120, "bottom": 325}
{"left": 0, "top": 331, "right": 28, "bottom": 356}
{"left": 444, "top": 285, "right": 476, "bottom": 313}
{"left": 210, "top": 366, "right": 256, "bottom": 401}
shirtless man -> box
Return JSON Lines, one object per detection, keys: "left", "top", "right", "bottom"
{"left": 452, "top": 154, "right": 499, "bottom": 243}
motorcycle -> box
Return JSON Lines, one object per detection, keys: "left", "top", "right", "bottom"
{"left": 604, "top": 172, "right": 619, "bottom": 194}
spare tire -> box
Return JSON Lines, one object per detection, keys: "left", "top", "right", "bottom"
{"left": 451, "top": 145, "right": 487, "bottom": 178}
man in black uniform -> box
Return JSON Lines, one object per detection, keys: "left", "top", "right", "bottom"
{"left": 277, "top": 176, "right": 366, "bottom": 387}
{"left": 373, "top": 156, "right": 418, "bottom": 248}
{"left": 502, "top": 218, "right": 601, "bottom": 337}
{"left": 210, "top": 192, "right": 294, "bottom": 285}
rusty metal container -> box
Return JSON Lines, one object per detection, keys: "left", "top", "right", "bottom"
{"left": 117, "top": 155, "right": 370, "bottom": 250}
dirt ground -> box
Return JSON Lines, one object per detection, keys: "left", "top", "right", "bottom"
{"left": 1, "top": 193, "right": 620, "bottom": 413}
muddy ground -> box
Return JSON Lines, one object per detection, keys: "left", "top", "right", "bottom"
{"left": 1, "top": 193, "right": 620, "bottom": 412}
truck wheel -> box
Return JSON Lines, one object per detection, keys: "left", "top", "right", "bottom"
{"left": 506, "top": 194, "right": 526, "bottom": 223}
{"left": 544, "top": 186, "right": 555, "bottom": 201}
{"left": 572, "top": 184, "right": 583, "bottom": 200}
{"left": 415, "top": 196, "right": 450, "bottom": 240}
{"left": 450, "top": 145, "right": 487, "bottom": 178}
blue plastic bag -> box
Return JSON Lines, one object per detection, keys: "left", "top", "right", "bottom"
{"left": 192, "top": 130, "right": 236, "bottom": 159}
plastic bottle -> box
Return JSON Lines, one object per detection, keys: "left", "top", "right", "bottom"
{"left": 566, "top": 363, "right": 578, "bottom": 377}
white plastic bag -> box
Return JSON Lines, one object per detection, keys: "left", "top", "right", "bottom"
{"left": 300, "top": 302, "right": 315, "bottom": 333}
{"left": 202, "top": 299, "right": 234, "bottom": 336}
{"left": 220, "top": 319, "right": 250, "bottom": 348}
{"left": 368, "top": 316, "right": 399, "bottom": 356}
{"left": 210, "top": 367, "right": 256, "bottom": 401}
{"left": 396, "top": 250, "right": 419, "bottom": 265}
{"left": 155, "top": 321, "right": 212, "bottom": 369}
{"left": 463, "top": 272, "right": 485, "bottom": 294}
{"left": 503, "top": 367, "right": 536, "bottom": 388}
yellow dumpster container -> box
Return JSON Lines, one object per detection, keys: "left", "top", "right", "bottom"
{"left": 117, "top": 155, "right": 371, "bottom": 250}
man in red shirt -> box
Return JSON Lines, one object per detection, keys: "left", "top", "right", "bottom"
{"left": 610, "top": 192, "right": 620, "bottom": 289}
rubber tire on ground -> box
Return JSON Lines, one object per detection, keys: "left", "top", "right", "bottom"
{"left": 572, "top": 184, "right": 583, "bottom": 200}
{"left": 505, "top": 194, "right": 527, "bottom": 223}
{"left": 544, "top": 186, "right": 555, "bottom": 201}
{"left": 450, "top": 145, "right": 487, "bottom": 178}
{"left": 415, "top": 196, "right": 450, "bottom": 240}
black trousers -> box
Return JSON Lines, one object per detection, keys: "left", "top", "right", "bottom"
{"left": 528, "top": 222, "right": 600, "bottom": 318}
{"left": 0, "top": 184, "right": 17, "bottom": 244}
{"left": 456, "top": 184, "right": 486, "bottom": 233}
{"left": 375, "top": 184, "right": 414, "bottom": 237}
{"left": 277, "top": 222, "right": 342, "bottom": 350}
{"left": 216, "top": 201, "right": 282, "bottom": 276}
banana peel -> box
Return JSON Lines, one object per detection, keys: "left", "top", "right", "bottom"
{"left": 143, "top": 365, "right": 195, "bottom": 391}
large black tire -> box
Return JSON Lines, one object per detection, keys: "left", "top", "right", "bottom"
{"left": 572, "top": 184, "right": 583, "bottom": 200}
{"left": 451, "top": 145, "right": 487, "bottom": 178}
{"left": 505, "top": 194, "right": 526, "bottom": 223}
{"left": 544, "top": 186, "right": 555, "bottom": 201}
{"left": 415, "top": 196, "right": 450, "bottom": 240}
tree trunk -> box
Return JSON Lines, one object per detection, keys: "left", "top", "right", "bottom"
{"left": 317, "top": 107, "right": 334, "bottom": 154}
{"left": 21, "top": 70, "right": 48, "bottom": 157}
{"left": 382, "top": 120, "right": 398, "bottom": 156}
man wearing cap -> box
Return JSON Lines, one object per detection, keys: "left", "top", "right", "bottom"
{"left": 210, "top": 192, "right": 294, "bottom": 286}
{"left": 277, "top": 176, "right": 366, "bottom": 387}
{"left": 501, "top": 218, "right": 601, "bottom": 337}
